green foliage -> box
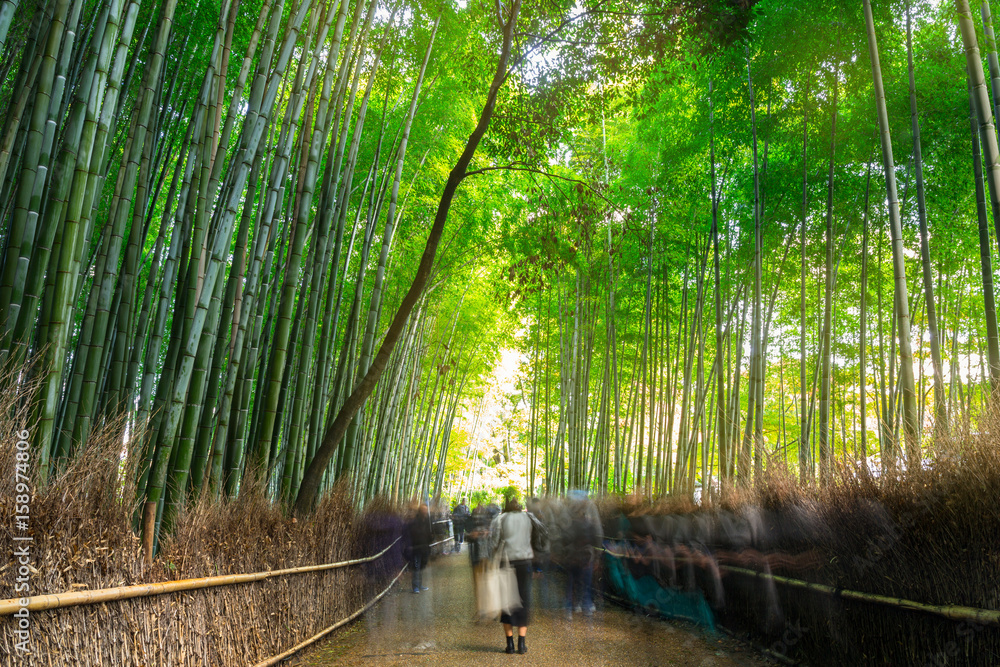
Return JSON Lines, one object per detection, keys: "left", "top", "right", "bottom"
{"left": 1, "top": 0, "right": 993, "bottom": 514}
{"left": 497, "top": 484, "right": 519, "bottom": 504}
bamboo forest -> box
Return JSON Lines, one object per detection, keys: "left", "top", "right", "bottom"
{"left": 2, "top": 0, "right": 1000, "bottom": 664}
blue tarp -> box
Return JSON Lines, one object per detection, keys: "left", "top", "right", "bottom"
{"left": 603, "top": 542, "right": 717, "bottom": 633}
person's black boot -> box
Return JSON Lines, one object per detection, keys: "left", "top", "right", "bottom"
{"left": 505, "top": 636, "right": 515, "bottom": 654}
{"left": 517, "top": 636, "right": 527, "bottom": 655}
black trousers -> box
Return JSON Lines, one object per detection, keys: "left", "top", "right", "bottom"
{"left": 500, "top": 559, "right": 533, "bottom": 627}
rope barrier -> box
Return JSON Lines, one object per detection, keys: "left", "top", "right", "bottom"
{"left": 0, "top": 536, "right": 401, "bottom": 616}
{"left": 253, "top": 565, "right": 407, "bottom": 667}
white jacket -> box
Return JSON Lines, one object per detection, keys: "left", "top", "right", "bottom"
{"left": 489, "top": 510, "right": 533, "bottom": 562}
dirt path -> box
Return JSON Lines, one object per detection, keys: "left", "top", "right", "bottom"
{"left": 292, "top": 550, "right": 767, "bottom": 666}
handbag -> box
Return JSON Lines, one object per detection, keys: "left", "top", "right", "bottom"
{"left": 527, "top": 511, "right": 550, "bottom": 555}
{"left": 495, "top": 549, "right": 521, "bottom": 614}
{"left": 477, "top": 538, "right": 522, "bottom": 619}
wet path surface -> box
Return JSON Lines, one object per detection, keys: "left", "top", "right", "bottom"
{"left": 293, "top": 550, "right": 767, "bottom": 666}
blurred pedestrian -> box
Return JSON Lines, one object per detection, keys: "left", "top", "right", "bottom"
{"left": 564, "top": 491, "right": 602, "bottom": 617}
{"left": 529, "top": 497, "right": 558, "bottom": 610}
{"left": 452, "top": 497, "right": 470, "bottom": 553}
{"left": 489, "top": 495, "right": 544, "bottom": 654}
{"left": 403, "top": 502, "right": 432, "bottom": 593}
{"left": 467, "top": 503, "right": 490, "bottom": 617}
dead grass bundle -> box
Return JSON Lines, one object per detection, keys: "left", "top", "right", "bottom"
{"left": 0, "top": 370, "right": 403, "bottom": 666}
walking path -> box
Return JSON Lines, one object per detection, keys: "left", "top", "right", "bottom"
{"left": 293, "top": 550, "right": 767, "bottom": 666}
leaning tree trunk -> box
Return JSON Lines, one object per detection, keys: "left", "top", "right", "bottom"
{"left": 293, "top": 1, "right": 522, "bottom": 514}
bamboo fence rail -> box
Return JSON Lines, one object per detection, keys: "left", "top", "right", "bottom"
{"left": 253, "top": 565, "right": 407, "bottom": 667}
{"left": 430, "top": 536, "right": 453, "bottom": 548}
{"left": 0, "top": 536, "right": 400, "bottom": 615}
{"left": 719, "top": 564, "right": 1000, "bottom": 626}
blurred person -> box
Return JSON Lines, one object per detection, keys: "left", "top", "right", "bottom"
{"left": 403, "top": 501, "right": 432, "bottom": 593}
{"left": 452, "top": 497, "right": 471, "bottom": 553}
{"left": 489, "top": 495, "right": 542, "bottom": 654}
{"left": 527, "top": 497, "right": 556, "bottom": 610}
{"left": 485, "top": 499, "right": 501, "bottom": 521}
{"left": 361, "top": 499, "right": 404, "bottom": 581}
{"left": 467, "top": 503, "right": 491, "bottom": 618}
{"left": 430, "top": 500, "right": 450, "bottom": 546}
{"left": 563, "top": 490, "right": 602, "bottom": 618}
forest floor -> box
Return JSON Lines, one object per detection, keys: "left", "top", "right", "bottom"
{"left": 292, "top": 550, "right": 769, "bottom": 667}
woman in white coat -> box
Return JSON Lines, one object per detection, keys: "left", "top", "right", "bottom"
{"left": 489, "top": 496, "right": 536, "bottom": 654}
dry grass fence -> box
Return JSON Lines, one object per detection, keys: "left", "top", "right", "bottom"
{"left": 0, "top": 365, "right": 404, "bottom": 666}
{"left": 595, "top": 419, "right": 1000, "bottom": 666}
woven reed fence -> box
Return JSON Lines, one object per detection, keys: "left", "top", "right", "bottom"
{"left": 0, "top": 372, "right": 426, "bottom": 666}
{"left": 0, "top": 525, "right": 456, "bottom": 666}
{"left": 0, "top": 526, "right": 406, "bottom": 666}
{"left": 0, "top": 538, "right": 401, "bottom": 615}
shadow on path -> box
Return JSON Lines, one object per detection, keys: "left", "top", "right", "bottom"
{"left": 294, "top": 549, "right": 766, "bottom": 666}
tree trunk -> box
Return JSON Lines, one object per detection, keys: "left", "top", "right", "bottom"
{"left": 296, "top": 1, "right": 521, "bottom": 514}
{"left": 860, "top": 156, "right": 873, "bottom": 470}
{"left": 709, "top": 79, "right": 730, "bottom": 493}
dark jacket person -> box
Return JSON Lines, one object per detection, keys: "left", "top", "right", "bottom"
{"left": 404, "top": 502, "right": 432, "bottom": 593}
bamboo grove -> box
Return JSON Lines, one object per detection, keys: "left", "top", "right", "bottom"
{"left": 5, "top": 0, "right": 1000, "bottom": 546}
{"left": 494, "top": 0, "right": 1000, "bottom": 500}
{"left": 0, "top": 0, "right": 538, "bottom": 553}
